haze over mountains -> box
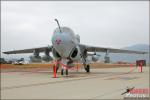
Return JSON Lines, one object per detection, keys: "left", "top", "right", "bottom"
{"left": 2, "top": 44, "right": 149, "bottom": 64}
{"left": 123, "top": 44, "right": 149, "bottom": 52}
{"left": 99, "top": 44, "right": 149, "bottom": 64}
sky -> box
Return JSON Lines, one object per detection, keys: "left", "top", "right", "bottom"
{"left": 1, "top": 1, "right": 149, "bottom": 59}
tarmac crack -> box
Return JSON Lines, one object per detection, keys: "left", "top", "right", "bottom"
{"left": 1, "top": 67, "right": 138, "bottom": 91}
{"left": 1, "top": 74, "right": 109, "bottom": 91}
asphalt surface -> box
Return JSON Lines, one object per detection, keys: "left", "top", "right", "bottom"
{"left": 1, "top": 66, "right": 149, "bottom": 99}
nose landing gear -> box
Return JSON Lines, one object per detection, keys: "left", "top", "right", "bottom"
{"left": 61, "top": 68, "right": 68, "bottom": 75}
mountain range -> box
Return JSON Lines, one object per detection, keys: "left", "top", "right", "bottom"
{"left": 99, "top": 44, "right": 149, "bottom": 64}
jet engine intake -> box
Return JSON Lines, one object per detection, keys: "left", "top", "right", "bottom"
{"left": 52, "top": 48, "right": 61, "bottom": 60}
{"left": 70, "top": 46, "right": 81, "bottom": 61}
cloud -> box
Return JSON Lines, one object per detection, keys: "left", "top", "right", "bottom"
{"left": 1, "top": 1, "right": 149, "bottom": 58}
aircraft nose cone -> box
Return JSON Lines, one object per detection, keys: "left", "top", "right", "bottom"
{"left": 52, "top": 32, "right": 76, "bottom": 58}
{"left": 55, "top": 38, "right": 62, "bottom": 45}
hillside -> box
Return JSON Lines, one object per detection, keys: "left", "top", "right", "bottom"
{"left": 108, "top": 44, "right": 149, "bottom": 64}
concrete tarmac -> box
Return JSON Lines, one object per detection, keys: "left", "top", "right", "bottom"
{"left": 1, "top": 66, "right": 149, "bottom": 99}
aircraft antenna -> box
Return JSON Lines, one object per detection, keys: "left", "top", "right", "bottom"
{"left": 55, "top": 19, "right": 62, "bottom": 33}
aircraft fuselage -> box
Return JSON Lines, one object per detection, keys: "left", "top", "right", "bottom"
{"left": 52, "top": 27, "right": 80, "bottom": 63}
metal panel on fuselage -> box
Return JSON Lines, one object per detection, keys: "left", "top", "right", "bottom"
{"left": 52, "top": 27, "right": 78, "bottom": 58}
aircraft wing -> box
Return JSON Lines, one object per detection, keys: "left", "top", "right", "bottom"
{"left": 3, "top": 44, "right": 147, "bottom": 54}
{"left": 79, "top": 44, "right": 147, "bottom": 54}
{"left": 3, "top": 46, "right": 52, "bottom": 54}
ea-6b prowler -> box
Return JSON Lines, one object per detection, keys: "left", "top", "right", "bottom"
{"left": 3, "top": 19, "right": 147, "bottom": 75}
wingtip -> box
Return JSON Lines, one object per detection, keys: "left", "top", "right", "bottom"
{"left": 143, "top": 52, "right": 148, "bottom": 54}
{"left": 3, "top": 52, "right": 11, "bottom": 54}
{"left": 3, "top": 52, "right": 8, "bottom": 54}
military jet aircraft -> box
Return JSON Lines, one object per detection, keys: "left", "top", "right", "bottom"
{"left": 3, "top": 19, "right": 147, "bottom": 75}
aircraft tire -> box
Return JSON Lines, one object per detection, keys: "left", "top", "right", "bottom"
{"left": 86, "top": 65, "right": 90, "bottom": 73}
{"left": 84, "top": 64, "right": 90, "bottom": 73}
{"left": 61, "top": 69, "right": 64, "bottom": 75}
{"left": 66, "top": 69, "right": 68, "bottom": 75}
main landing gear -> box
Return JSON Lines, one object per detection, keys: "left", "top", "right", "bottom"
{"left": 84, "top": 64, "right": 90, "bottom": 73}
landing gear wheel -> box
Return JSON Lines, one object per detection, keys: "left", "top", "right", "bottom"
{"left": 85, "top": 65, "right": 90, "bottom": 73}
{"left": 61, "top": 69, "right": 64, "bottom": 75}
{"left": 66, "top": 69, "right": 68, "bottom": 75}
